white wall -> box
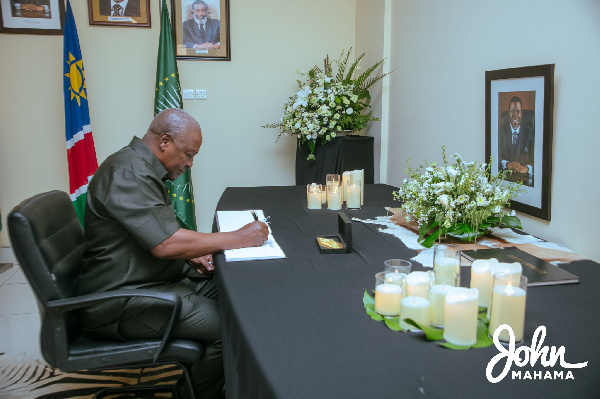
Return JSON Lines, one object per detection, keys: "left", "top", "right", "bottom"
{"left": 385, "top": 0, "right": 600, "bottom": 262}
{"left": 0, "top": 0, "right": 356, "bottom": 244}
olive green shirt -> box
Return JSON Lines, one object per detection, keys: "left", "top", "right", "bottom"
{"left": 77, "top": 137, "right": 189, "bottom": 337}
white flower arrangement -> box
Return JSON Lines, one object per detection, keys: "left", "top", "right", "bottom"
{"left": 393, "top": 147, "right": 523, "bottom": 248}
{"left": 263, "top": 48, "right": 391, "bottom": 160}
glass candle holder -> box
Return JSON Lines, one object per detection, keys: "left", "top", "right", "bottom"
{"left": 384, "top": 259, "right": 412, "bottom": 280}
{"left": 487, "top": 262, "right": 523, "bottom": 318}
{"left": 346, "top": 180, "right": 361, "bottom": 209}
{"left": 374, "top": 271, "right": 402, "bottom": 317}
{"left": 429, "top": 272, "right": 459, "bottom": 328}
{"left": 443, "top": 287, "right": 479, "bottom": 346}
{"left": 327, "top": 181, "right": 342, "bottom": 210}
{"left": 433, "top": 243, "right": 462, "bottom": 286}
{"left": 400, "top": 284, "right": 430, "bottom": 331}
{"left": 488, "top": 273, "right": 528, "bottom": 343}
{"left": 319, "top": 184, "right": 327, "bottom": 204}
{"left": 470, "top": 258, "right": 498, "bottom": 308}
{"left": 306, "top": 183, "right": 322, "bottom": 209}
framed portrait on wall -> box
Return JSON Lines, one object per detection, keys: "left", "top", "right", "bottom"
{"left": 88, "top": 0, "right": 151, "bottom": 27}
{"left": 485, "top": 64, "right": 555, "bottom": 221}
{"left": 172, "top": 0, "right": 230, "bottom": 61}
{"left": 0, "top": 0, "right": 65, "bottom": 35}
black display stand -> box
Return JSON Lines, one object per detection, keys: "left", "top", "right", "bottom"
{"left": 295, "top": 136, "right": 375, "bottom": 185}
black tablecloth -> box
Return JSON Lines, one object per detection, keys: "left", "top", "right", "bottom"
{"left": 295, "top": 136, "right": 375, "bottom": 185}
{"left": 214, "top": 185, "right": 600, "bottom": 399}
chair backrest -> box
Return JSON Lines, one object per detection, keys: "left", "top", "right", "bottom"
{"left": 8, "top": 190, "right": 87, "bottom": 366}
{"left": 8, "top": 190, "right": 86, "bottom": 302}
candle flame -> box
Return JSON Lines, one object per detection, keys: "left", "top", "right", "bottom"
{"left": 506, "top": 281, "right": 514, "bottom": 294}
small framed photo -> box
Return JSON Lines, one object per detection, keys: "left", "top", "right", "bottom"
{"left": 485, "top": 64, "right": 555, "bottom": 221}
{"left": 88, "top": 0, "right": 151, "bottom": 28}
{"left": 0, "top": 0, "right": 65, "bottom": 35}
{"left": 172, "top": 0, "right": 230, "bottom": 61}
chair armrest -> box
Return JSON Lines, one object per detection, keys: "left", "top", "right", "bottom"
{"left": 47, "top": 289, "right": 181, "bottom": 362}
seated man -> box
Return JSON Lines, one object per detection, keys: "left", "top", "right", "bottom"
{"left": 182, "top": 0, "right": 221, "bottom": 50}
{"left": 76, "top": 108, "right": 268, "bottom": 399}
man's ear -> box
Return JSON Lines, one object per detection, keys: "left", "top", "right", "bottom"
{"left": 158, "top": 133, "right": 172, "bottom": 151}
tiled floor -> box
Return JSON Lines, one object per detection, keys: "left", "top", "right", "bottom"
{"left": 0, "top": 261, "right": 42, "bottom": 360}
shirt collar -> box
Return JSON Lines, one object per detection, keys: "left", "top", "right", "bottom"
{"left": 511, "top": 126, "right": 520, "bottom": 134}
{"left": 129, "top": 137, "right": 169, "bottom": 181}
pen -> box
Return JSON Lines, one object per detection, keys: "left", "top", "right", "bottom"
{"left": 251, "top": 210, "right": 259, "bottom": 221}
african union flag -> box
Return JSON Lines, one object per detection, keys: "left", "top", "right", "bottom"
{"left": 63, "top": 0, "right": 98, "bottom": 225}
{"left": 154, "top": 0, "right": 196, "bottom": 231}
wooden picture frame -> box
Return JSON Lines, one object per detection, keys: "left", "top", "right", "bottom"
{"left": 0, "top": 0, "right": 65, "bottom": 35}
{"left": 485, "top": 64, "right": 555, "bottom": 221}
{"left": 172, "top": 0, "right": 230, "bottom": 61}
{"left": 88, "top": 0, "right": 150, "bottom": 27}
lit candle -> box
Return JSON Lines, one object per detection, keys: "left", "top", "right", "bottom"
{"left": 346, "top": 181, "right": 361, "bottom": 209}
{"left": 350, "top": 169, "right": 364, "bottom": 205}
{"left": 487, "top": 262, "right": 522, "bottom": 317}
{"left": 374, "top": 283, "right": 402, "bottom": 316}
{"left": 384, "top": 270, "right": 405, "bottom": 286}
{"left": 327, "top": 182, "right": 342, "bottom": 210}
{"left": 307, "top": 184, "right": 321, "bottom": 209}
{"left": 470, "top": 258, "right": 498, "bottom": 308}
{"left": 489, "top": 274, "right": 527, "bottom": 342}
{"left": 434, "top": 257, "right": 461, "bottom": 286}
{"left": 342, "top": 171, "right": 351, "bottom": 202}
{"left": 429, "top": 283, "right": 452, "bottom": 328}
{"left": 443, "top": 287, "right": 479, "bottom": 346}
{"left": 400, "top": 296, "right": 430, "bottom": 331}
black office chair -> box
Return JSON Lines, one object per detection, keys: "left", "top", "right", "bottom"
{"left": 7, "top": 190, "right": 204, "bottom": 398}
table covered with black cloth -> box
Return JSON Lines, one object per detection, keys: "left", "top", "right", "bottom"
{"left": 213, "top": 184, "right": 600, "bottom": 399}
{"left": 295, "top": 135, "right": 374, "bottom": 185}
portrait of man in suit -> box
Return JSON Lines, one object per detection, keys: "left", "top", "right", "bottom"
{"left": 99, "top": 0, "right": 141, "bottom": 18}
{"left": 182, "top": 0, "right": 221, "bottom": 50}
{"left": 498, "top": 95, "right": 535, "bottom": 187}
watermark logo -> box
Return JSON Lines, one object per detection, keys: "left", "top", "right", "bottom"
{"left": 486, "top": 324, "right": 588, "bottom": 383}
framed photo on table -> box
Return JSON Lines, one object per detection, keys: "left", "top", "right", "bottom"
{"left": 485, "top": 64, "right": 555, "bottom": 221}
{"left": 88, "top": 0, "right": 151, "bottom": 27}
{"left": 172, "top": 0, "right": 230, "bottom": 61}
{"left": 0, "top": 0, "right": 65, "bottom": 35}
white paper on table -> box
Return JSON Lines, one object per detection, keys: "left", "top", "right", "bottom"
{"left": 216, "top": 210, "right": 286, "bottom": 262}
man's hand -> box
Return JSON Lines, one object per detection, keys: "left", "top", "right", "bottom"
{"left": 188, "top": 254, "right": 214, "bottom": 275}
{"left": 506, "top": 161, "right": 529, "bottom": 174}
{"left": 236, "top": 221, "right": 269, "bottom": 248}
{"left": 193, "top": 42, "right": 215, "bottom": 50}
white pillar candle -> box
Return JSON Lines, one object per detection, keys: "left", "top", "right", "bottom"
{"left": 405, "top": 271, "right": 431, "bottom": 297}
{"left": 327, "top": 183, "right": 342, "bottom": 210}
{"left": 346, "top": 181, "right": 361, "bottom": 209}
{"left": 489, "top": 281, "right": 527, "bottom": 342}
{"left": 400, "top": 296, "right": 430, "bottom": 331}
{"left": 443, "top": 287, "right": 479, "bottom": 346}
{"left": 470, "top": 258, "right": 498, "bottom": 308}
{"left": 429, "top": 284, "right": 452, "bottom": 327}
{"left": 374, "top": 283, "right": 402, "bottom": 316}
{"left": 434, "top": 257, "right": 461, "bottom": 285}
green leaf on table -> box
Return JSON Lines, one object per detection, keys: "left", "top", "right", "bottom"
{"left": 363, "top": 290, "right": 384, "bottom": 321}
{"left": 440, "top": 341, "right": 472, "bottom": 350}
{"left": 403, "top": 319, "right": 444, "bottom": 341}
{"left": 501, "top": 215, "right": 522, "bottom": 229}
{"left": 384, "top": 317, "right": 403, "bottom": 331}
{"left": 471, "top": 319, "right": 494, "bottom": 348}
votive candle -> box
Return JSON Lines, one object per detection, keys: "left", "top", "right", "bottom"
{"left": 400, "top": 296, "right": 430, "bottom": 331}
{"left": 488, "top": 273, "right": 527, "bottom": 342}
{"left": 443, "top": 287, "right": 479, "bottom": 346}
{"left": 375, "top": 283, "right": 402, "bottom": 316}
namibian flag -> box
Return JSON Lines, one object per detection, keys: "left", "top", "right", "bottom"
{"left": 63, "top": 0, "right": 98, "bottom": 225}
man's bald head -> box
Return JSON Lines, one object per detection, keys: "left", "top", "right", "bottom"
{"left": 143, "top": 108, "right": 203, "bottom": 180}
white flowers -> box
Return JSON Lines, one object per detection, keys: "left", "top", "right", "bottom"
{"left": 393, "top": 147, "right": 523, "bottom": 245}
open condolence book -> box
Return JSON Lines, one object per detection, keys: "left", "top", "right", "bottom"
{"left": 216, "top": 210, "right": 286, "bottom": 262}
{"left": 462, "top": 247, "right": 579, "bottom": 286}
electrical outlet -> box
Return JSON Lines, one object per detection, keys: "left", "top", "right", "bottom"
{"left": 195, "top": 89, "right": 207, "bottom": 100}
{"left": 182, "top": 89, "right": 195, "bottom": 100}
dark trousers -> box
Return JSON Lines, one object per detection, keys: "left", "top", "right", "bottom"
{"left": 118, "top": 276, "right": 224, "bottom": 399}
